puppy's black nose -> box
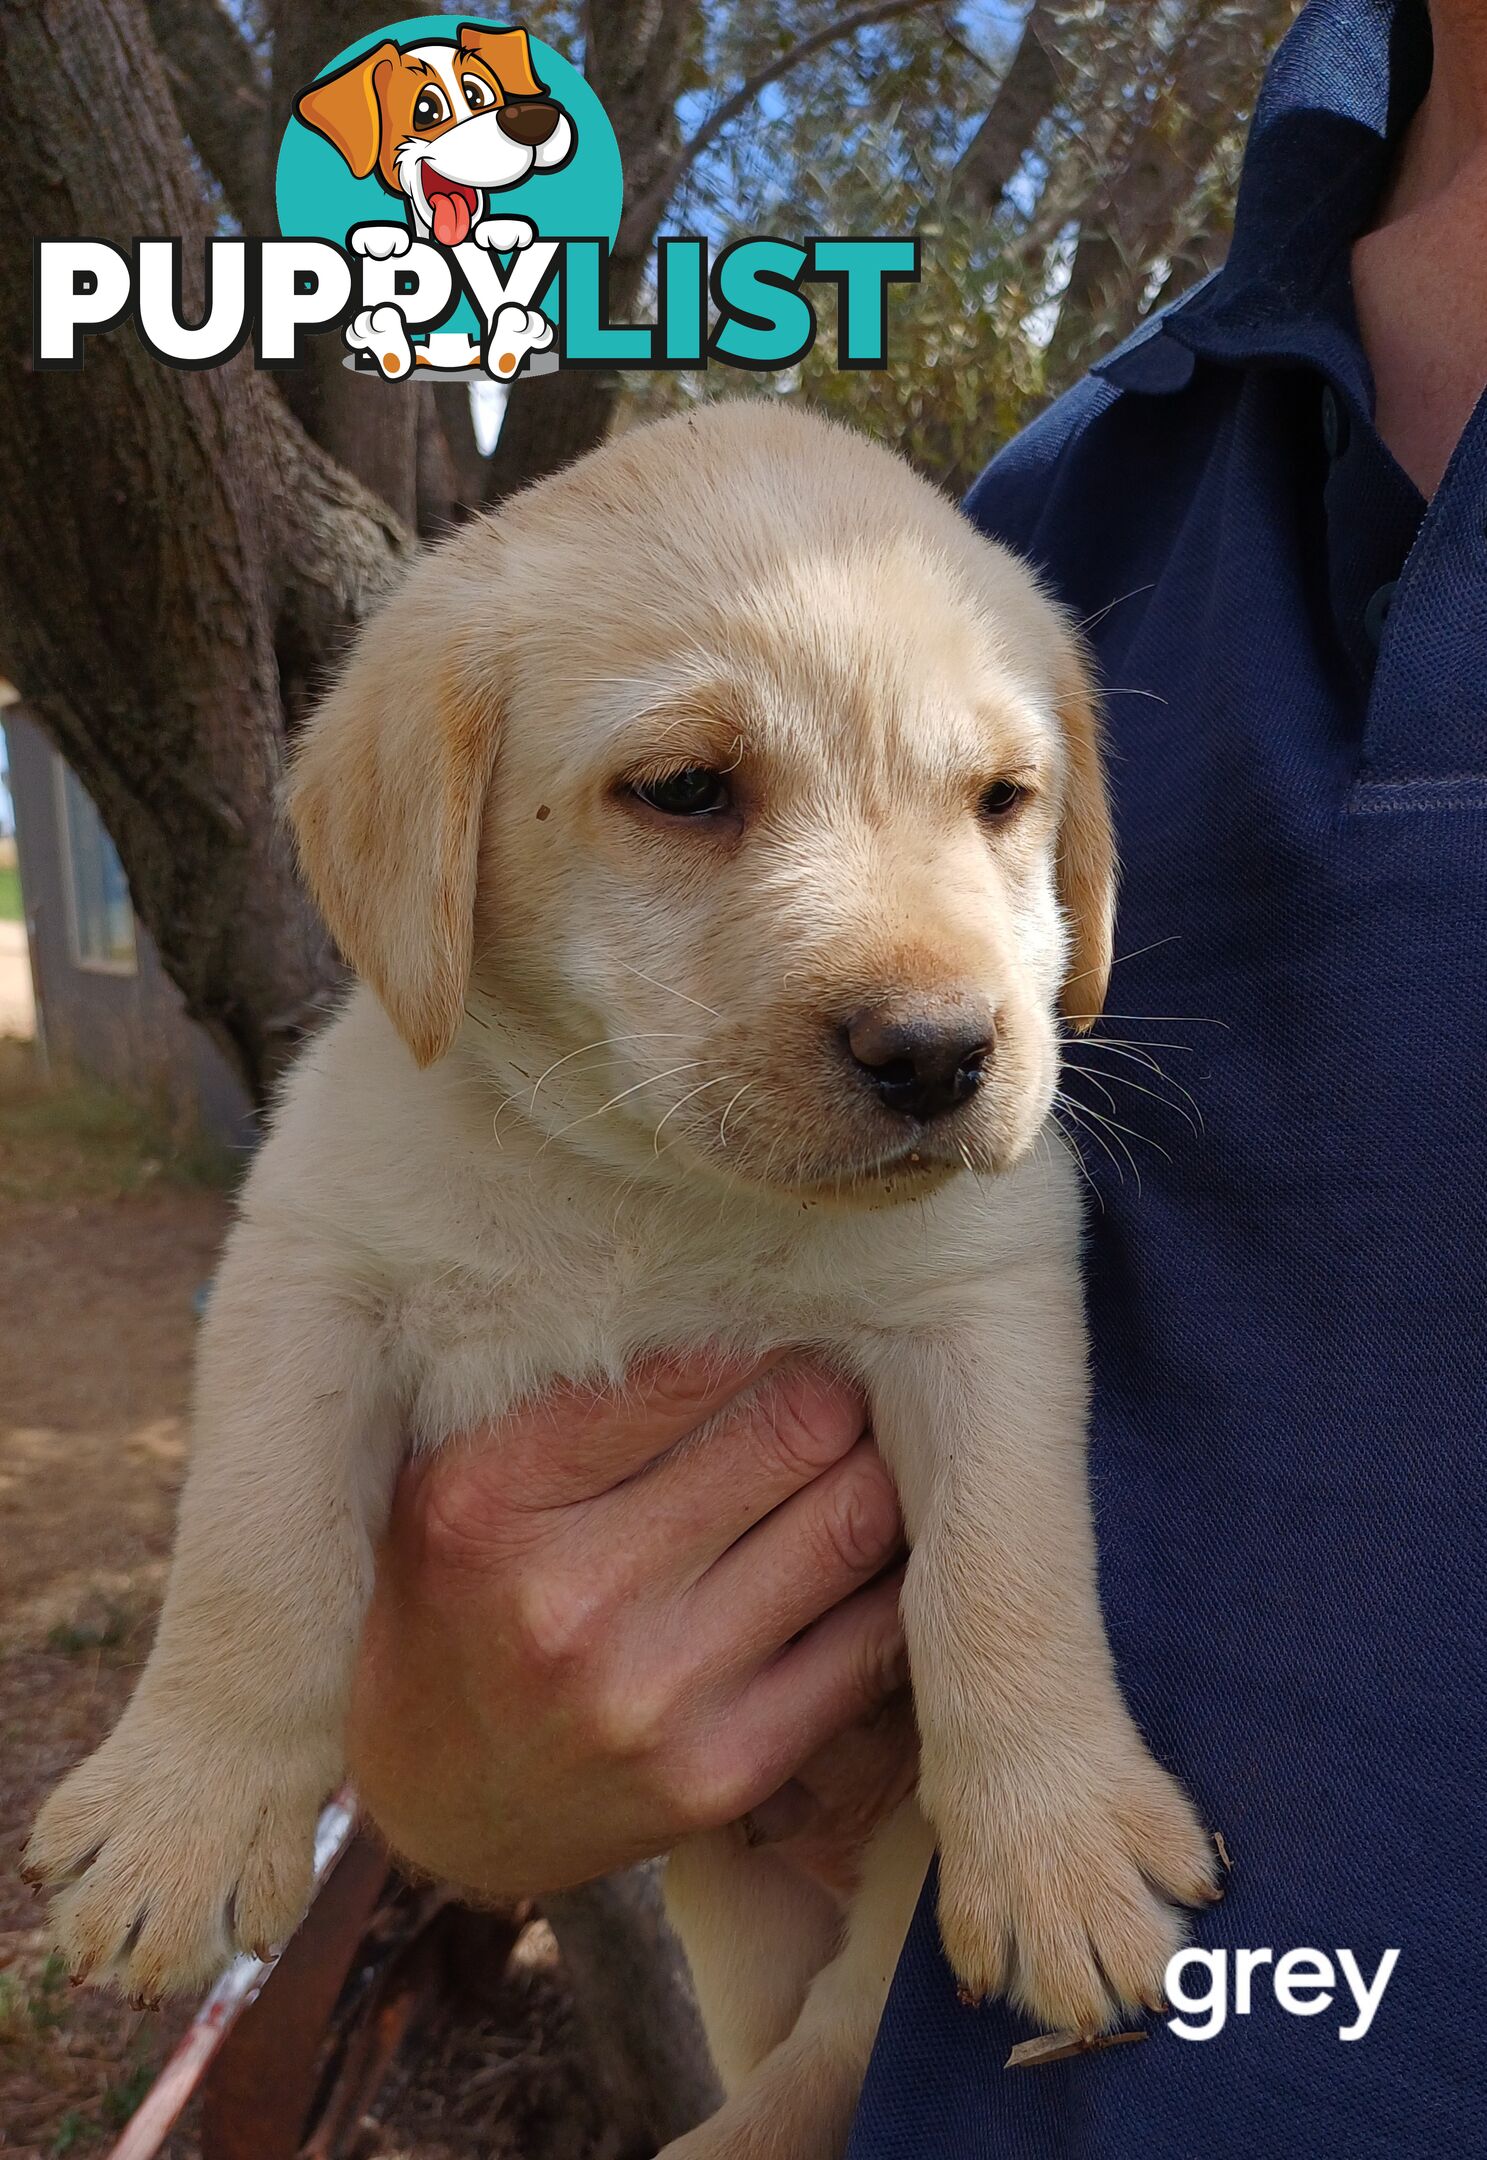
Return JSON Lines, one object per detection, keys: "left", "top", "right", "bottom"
{"left": 843, "top": 1004, "right": 996, "bottom": 1123}
{"left": 497, "top": 100, "right": 561, "bottom": 146}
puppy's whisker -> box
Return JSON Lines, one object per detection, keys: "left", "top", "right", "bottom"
{"left": 1076, "top": 581, "right": 1155, "bottom": 633}
{"left": 1054, "top": 1094, "right": 1131, "bottom": 1190}
{"left": 1062, "top": 1055, "right": 1204, "bottom": 1134}
{"left": 1074, "top": 1103, "right": 1145, "bottom": 1191}
{"left": 716, "top": 1080, "right": 761, "bottom": 1150}
{"left": 1066, "top": 1010, "right": 1228, "bottom": 1027}
{"left": 1081, "top": 1040, "right": 1207, "bottom": 1115}
{"left": 538, "top": 1063, "right": 709, "bottom": 1150}
{"left": 496, "top": 1031, "right": 697, "bottom": 1136}
{"left": 1072, "top": 1100, "right": 1173, "bottom": 1163}
{"left": 651, "top": 1074, "right": 736, "bottom": 1156}
{"left": 1051, "top": 1115, "right": 1106, "bottom": 1211}
{"left": 613, "top": 959, "right": 722, "bottom": 1020}
{"left": 1067, "top": 1035, "right": 1201, "bottom": 1060}
{"left": 1061, "top": 1065, "right": 1121, "bottom": 1121}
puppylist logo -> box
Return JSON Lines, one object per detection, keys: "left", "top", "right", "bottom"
{"left": 32, "top": 15, "right": 919, "bottom": 382}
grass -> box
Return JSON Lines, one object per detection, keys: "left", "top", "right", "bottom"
{"left": 0, "top": 859, "right": 20, "bottom": 920}
{"left": 45, "top": 1601, "right": 136, "bottom": 1659}
{"left": 0, "top": 1954, "right": 69, "bottom": 2046}
{"left": 0, "top": 1037, "right": 242, "bottom": 1203}
{"left": 1, "top": 1956, "right": 158, "bottom": 2155}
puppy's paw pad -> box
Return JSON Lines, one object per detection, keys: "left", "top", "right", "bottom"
{"left": 486, "top": 304, "right": 553, "bottom": 378}
{"left": 345, "top": 304, "right": 413, "bottom": 379}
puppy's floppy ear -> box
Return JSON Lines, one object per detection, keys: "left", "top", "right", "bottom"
{"left": 1052, "top": 635, "right": 1117, "bottom": 1032}
{"left": 457, "top": 24, "right": 547, "bottom": 98}
{"left": 285, "top": 562, "right": 502, "bottom": 1068}
{"left": 295, "top": 40, "right": 399, "bottom": 180}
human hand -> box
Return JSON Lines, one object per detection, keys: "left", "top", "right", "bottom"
{"left": 347, "top": 1354, "right": 908, "bottom": 1896}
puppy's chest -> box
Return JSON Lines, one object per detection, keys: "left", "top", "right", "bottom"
{"left": 388, "top": 1192, "right": 973, "bottom": 1443}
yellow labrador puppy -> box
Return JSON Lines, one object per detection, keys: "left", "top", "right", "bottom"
{"left": 26, "top": 403, "right": 1214, "bottom": 2156}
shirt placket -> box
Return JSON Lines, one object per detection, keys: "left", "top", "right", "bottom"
{"left": 1353, "top": 391, "right": 1487, "bottom": 808}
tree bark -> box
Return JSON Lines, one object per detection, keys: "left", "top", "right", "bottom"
{"left": 0, "top": 0, "right": 410, "bottom": 1105}
{"left": 143, "top": 0, "right": 275, "bottom": 233}
{"left": 267, "top": 0, "right": 424, "bottom": 521}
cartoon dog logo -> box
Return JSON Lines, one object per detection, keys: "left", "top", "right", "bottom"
{"left": 295, "top": 23, "right": 574, "bottom": 380}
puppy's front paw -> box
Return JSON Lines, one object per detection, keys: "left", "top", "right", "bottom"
{"left": 473, "top": 215, "right": 536, "bottom": 253}
{"left": 23, "top": 1714, "right": 328, "bottom": 2000}
{"left": 345, "top": 304, "right": 414, "bottom": 379}
{"left": 930, "top": 1730, "right": 1217, "bottom": 2033}
{"left": 485, "top": 304, "right": 553, "bottom": 379}
{"left": 349, "top": 224, "right": 412, "bottom": 260}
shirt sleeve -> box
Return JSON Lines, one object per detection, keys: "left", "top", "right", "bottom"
{"left": 960, "top": 376, "right": 1123, "bottom": 573}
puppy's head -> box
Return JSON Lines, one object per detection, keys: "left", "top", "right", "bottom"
{"left": 287, "top": 405, "right": 1113, "bottom": 1201}
{"left": 295, "top": 25, "right": 574, "bottom": 244}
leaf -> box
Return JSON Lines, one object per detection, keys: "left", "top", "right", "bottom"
{"left": 1005, "top": 2028, "right": 1149, "bottom": 2070}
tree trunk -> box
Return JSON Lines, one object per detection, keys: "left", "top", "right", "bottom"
{"left": 267, "top": 0, "right": 424, "bottom": 522}
{"left": 545, "top": 1868, "right": 722, "bottom": 2151}
{"left": 954, "top": 0, "right": 1059, "bottom": 215}
{"left": 144, "top": 0, "right": 275, "bottom": 233}
{"left": 485, "top": 0, "right": 697, "bottom": 503}
{"left": 1047, "top": 0, "right": 1297, "bottom": 383}
{"left": 0, "top": 0, "right": 410, "bottom": 1106}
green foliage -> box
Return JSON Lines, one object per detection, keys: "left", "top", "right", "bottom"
{"left": 0, "top": 1953, "right": 70, "bottom": 2045}
{"left": 99, "top": 2059, "right": 155, "bottom": 2129}
{"left": 0, "top": 1039, "right": 241, "bottom": 1203}
{"left": 613, "top": 1, "right": 1296, "bottom": 489}
{"left": 50, "top": 2112, "right": 88, "bottom": 2158}
{"left": 46, "top": 1604, "right": 133, "bottom": 1658}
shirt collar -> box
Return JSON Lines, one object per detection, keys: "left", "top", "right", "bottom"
{"left": 1095, "top": 0, "right": 1433, "bottom": 398}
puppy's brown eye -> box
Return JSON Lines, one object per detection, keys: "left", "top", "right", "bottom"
{"left": 413, "top": 88, "right": 448, "bottom": 128}
{"left": 979, "top": 779, "right": 1025, "bottom": 820}
{"left": 633, "top": 769, "right": 730, "bottom": 817}
{"left": 462, "top": 76, "right": 492, "bottom": 110}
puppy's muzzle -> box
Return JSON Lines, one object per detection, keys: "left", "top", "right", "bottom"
{"left": 497, "top": 100, "right": 563, "bottom": 146}
{"left": 843, "top": 1001, "right": 997, "bottom": 1124}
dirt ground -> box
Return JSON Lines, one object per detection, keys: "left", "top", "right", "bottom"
{"left": 0, "top": 1044, "right": 609, "bottom": 2159}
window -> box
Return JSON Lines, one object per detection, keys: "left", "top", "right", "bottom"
{"left": 55, "top": 757, "right": 136, "bottom": 973}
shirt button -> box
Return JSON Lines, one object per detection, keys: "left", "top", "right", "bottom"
{"left": 1364, "top": 580, "right": 1397, "bottom": 649}
{"left": 1321, "top": 384, "right": 1348, "bottom": 459}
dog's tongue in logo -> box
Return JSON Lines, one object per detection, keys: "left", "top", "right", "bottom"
{"left": 424, "top": 170, "right": 478, "bottom": 248}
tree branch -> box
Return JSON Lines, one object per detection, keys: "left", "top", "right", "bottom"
{"left": 953, "top": 0, "right": 1060, "bottom": 215}
{"left": 617, "top": 0, "right": 945, "bottom": 256}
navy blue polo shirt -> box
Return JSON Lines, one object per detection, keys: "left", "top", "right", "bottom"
{"left": 850, "top": 3, "right": 1487, "bottom": 2154}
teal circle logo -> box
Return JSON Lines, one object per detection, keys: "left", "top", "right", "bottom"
{"left": 274, "top": 16, "right": 622, "bottom": 372}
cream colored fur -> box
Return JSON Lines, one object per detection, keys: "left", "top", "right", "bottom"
{"left": 26, "top": 403, "right": 1214, "bottom": 2157}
